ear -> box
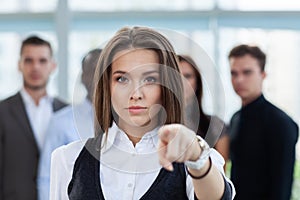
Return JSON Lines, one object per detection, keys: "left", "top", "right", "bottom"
{"left": 261, "top": 71, "right": 266, "bottom": 79}
{"left": 18, "top": 60, "right": 22, "bottom": 72}
{"left": 50, "top": 60, "right": 57, "bottom": 73}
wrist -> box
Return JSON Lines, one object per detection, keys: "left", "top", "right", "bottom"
{"left": 189, "top": 138, "right": 202, "bottom": 161}
{"left": 185, "top": 135, "right": 210, "bottom": 170}
{"left": 186, "top": 157, "right": 212, "bottom": 179}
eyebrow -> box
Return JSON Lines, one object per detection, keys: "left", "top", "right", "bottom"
{"left": 142, "top": 70, "right": 159, "bottom": 76}
{"left": 112, "top": 70, "right": 159, "bottom": 75}
{"left": 112, "top": 70, "right": 126, "bottom": 75}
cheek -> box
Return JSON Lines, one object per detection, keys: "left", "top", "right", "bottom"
{"left": 110, "top": 86, "right": 120, "bottom": 109}
{"left": 183, "top": 81, "right": 195, "bottom": 99}
{"left": 184, "top": 86, "right": 194, "bottom": 99}
{"left": 148, "top": 89, "right": 163, "bottom": 116}
{"left": 190, "top": 79, "right": 197, "bottom": 91}
{"left": 111, "top": 85, "right": 131, "bottom": 111}
{"left": 149, "top": 86, "right": 162, "bottom": 104}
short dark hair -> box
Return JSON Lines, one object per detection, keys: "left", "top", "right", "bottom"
{"left": 228, "top": 44, "right": 266, "bottom": 71}
{"left": 20, "top": 35, "right": 53, "bottom": 56}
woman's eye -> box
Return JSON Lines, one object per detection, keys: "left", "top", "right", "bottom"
{"left": 116, "top": 76, "right": 128, "bottom": 83}
{"left": 144, "top": 76, "right": 157, "bottom": 84}
{"left": 184, "top": 74, "right": 193, "bottom": 79}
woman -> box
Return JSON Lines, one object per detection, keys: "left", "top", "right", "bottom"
{"left": 50, "top": 26, "right": 234, "bottom": 200}
{"left": 178, "top": 54, "right": 230, "bottom": 165}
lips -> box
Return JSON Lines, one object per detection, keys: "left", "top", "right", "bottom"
{"left": 30, "top": 74, "right": 41, "bottom": 80}
{"left": 127, "top": 106, "right": 147, "bottom": 114}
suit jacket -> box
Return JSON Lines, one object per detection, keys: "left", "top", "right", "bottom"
{"left": 0, "top": 92, "right": 67, "bottom": 200}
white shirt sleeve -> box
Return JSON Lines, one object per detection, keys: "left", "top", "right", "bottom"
{"left": 186, "top": 148, "right": 236, "bottom": 200}
{"left": 49, "top": 140, "right": 86, "bottom": 200}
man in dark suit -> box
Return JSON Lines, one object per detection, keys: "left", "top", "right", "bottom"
{"left": 228, "top": 44, "right": 298, "bottom": 200}
{"left": 0, "top": 36, "right": 67, "bottom": 200}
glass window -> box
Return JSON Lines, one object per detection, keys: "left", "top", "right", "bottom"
{"left": 70, "top": 0, "right": 214, "bottom": 11}
{"left": 0, "top": 0, "right": 57, "bottom": 13}
{"left": 0, "top": 32, "right": 58, "bottom": 100}
{"left": 0, "top": 0, "right": 19, "bottom": 13}
{"left": 27, "top": 0, "right": 58, "bottom": 12}
{"left": 0, "top": 33, "right": 21, "bottom": 99}
{"left": 219, "top": 28, "right": 300, "bottom": 123}
{"left": 218, "top": 0, "right": 300, "bottom": 10}
{"left": 159, "top": 29, "right": 222, "bottom": 118}
{"left": 68, "top": 31, "right": 114, "bottom": 103}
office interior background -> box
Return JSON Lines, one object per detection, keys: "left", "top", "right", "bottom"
{"left": 0, "top": 0, "right": 299, "bottom": 198}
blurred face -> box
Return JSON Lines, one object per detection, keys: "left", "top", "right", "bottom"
{"left": 19, "top": 45, "right": 56, "bottom": 91}
{"left": 230, "top": 54, "right": 266, "bottom": 106}
{"left": 82, "top": 54, "right": 98, "bottom": 101}
{"left": 179, "top": 61, "right": 197, "bottom": 105}
{"left": 111, "top": 49, "right": 162, "bottom": 132}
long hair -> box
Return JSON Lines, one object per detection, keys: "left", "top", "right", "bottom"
{"left": 177, "top": 54, "right": 210, "bottom": 138}
{"left": 94, "top": 26, "right": 184, "bottom": 136}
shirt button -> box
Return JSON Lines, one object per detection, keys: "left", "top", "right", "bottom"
{"left": 128, "top": 183, "right": 133, "bottom": 187}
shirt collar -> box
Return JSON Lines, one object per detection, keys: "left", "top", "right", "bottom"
{"left": 101, "top": 122, "right": 160, "bottom": 154}
{"left": 20, "top": 88, "right": 52, "bottom": 106}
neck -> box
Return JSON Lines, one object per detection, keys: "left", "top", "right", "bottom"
{"left": 24, "top": 87, "right": 47, "bottom": 106}
{"left": 119, "top": 120, "right": 158, "bottom": 146}
{"left": 242, "top": 93, "right": 262, "bottom": 106}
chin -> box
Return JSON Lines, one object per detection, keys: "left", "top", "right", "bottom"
{"left": 129, "top": 119, "right": 152, "bottom": 128}
{"left": 25, "top": 81, "right": 47, "bottom": 90}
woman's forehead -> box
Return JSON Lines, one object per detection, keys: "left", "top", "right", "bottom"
{"left": 111, "top": 49, "right": 159, "bottom": 71}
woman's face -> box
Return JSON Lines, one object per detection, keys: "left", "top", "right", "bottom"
{"left": 110, "top": 49, "right": 162, "bottom": 130}
{"left": 179, "top": 60, "right": 197, "bottom": 104}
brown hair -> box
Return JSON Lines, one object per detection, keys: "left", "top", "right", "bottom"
{"left": 20, "top": 35, "right": 53, "bottom": 56}
{"left": 94, "top": 26, "right": 184, "bottom": 136}
{"left": 177, "top": 54, "right": 210, "bottom": 138}
{"left": 228, "top": 44, "right": 266, "bottom": 72}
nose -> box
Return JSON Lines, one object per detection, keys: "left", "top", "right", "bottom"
{"left": 130, "top": 85, "right": 143, "bottom": 100}
{"left": 31, "top": 60, "right": 40, "bottom": 70}
{"left": 233, "top": 74, "right": 244, "bottom": 84}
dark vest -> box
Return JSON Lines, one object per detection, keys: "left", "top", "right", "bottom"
{"left": 67, "top": 137, "right": 233, "bottom": 200}
{"left": 67, "top": 138, "right": 189, "bottom": 200}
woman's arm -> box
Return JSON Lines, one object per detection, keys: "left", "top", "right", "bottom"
{"left": 157, "top": 124, "right": 234, "bottom": 200}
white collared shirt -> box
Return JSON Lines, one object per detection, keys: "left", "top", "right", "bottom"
{"left": 50, "top": 122, "right": 235, "bottom": 200}
{"left": 20, "top": 88, "right": 53, "bottom": 150}
{"left": 38, "top": 98, "right": 94, "bottom": 200}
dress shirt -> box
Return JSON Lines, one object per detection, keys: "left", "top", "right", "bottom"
{"left": 38, "top": 98, "right": 94, "bottom": 200}
{"left": 50, "top": 122, "right": 235, "bottom": 200}
{"left": 20, "top": 88, "right": 53, "bottom": 150}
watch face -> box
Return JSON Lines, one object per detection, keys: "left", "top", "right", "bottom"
{"left": 196, "top": 135, "right": 210, "bottom": 151}
{"left": 185, "top": 136, "right": 210, "bottom": 170}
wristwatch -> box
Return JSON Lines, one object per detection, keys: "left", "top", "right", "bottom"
{"left": 185, "top": 135, "right": 211, "bottom": 170}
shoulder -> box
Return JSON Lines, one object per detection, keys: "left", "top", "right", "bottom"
{"left": 264, "top": 100, "right": 296, "bottom": 125}
{"left": 230, "top": 111, "right": 241, "bottom": 122}
{"left": 52, "top": 97, "right": 68, "bottom": 112}
{"left": 51, "top": 105, "right": 73, "bottom": 121}
{"left": 0, "top": 93, "right": 21, "bottom": 116}
{"left": 52, "top": 140, "right": 87, "bottom": 169}
{"left": 263, "top": 100, "right": 298, "bottom": 138}
{"left": 47, "top": 106, "right": 74, "bottom": 133}
{"left": 0, "top": 93, "right": 20, "bottom": 107}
